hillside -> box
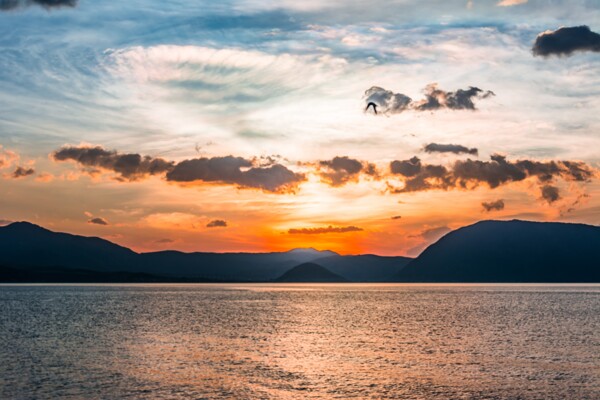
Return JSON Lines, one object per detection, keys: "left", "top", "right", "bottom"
{"left": 395, "top": 220, "right": 600, "bottom": 282}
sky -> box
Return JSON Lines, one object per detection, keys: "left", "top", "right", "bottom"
{"left": 0, "top": 0, "right": 599, "bottom": 255}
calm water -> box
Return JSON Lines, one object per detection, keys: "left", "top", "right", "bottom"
{"left": 0, "top": 284, "right": 599, "bottom": 399}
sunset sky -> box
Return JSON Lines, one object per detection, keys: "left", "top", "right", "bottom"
{"left": 1, "top": 0, "right": 599, "bottom": 255}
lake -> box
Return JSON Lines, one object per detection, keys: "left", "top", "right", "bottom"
{"left": 1, "top": 284, "right": 598, "bottom": 399}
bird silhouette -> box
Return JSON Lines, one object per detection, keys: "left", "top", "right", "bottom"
{"left": 365, "top": 102, "right": 378, "bottom": 114}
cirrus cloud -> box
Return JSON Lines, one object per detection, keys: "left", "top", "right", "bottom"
{"left": 288, "top": 225, "right": 363, "bottom": 234}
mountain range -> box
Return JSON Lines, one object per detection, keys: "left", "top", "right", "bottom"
{"left": 0, "top": 220, "right": 598, "bottom": 283}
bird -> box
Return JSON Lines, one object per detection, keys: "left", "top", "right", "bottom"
{"left": 365, "top": 102, "right": 378, "bottom": 114}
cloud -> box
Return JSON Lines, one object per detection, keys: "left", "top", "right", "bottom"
{"left": 288, "top": 225, "right": 363, "bottom": 234}
{"left": 0, "top": 219, "right": 13, "bottom": 226}
{"left": 35, "top": 172, "right": 54, "bottom": 182}
{"left": 0, "top": 0, "right": 77, "bottom": 10}
{"left": 0, "top": 146, "right": 18, "bottom": 169}
{"left": 410, "top": 226, "right": 451, "bottom": 241}
{"left": 364, "top": 83, "right": 494, "bottom": 115}
{"left": 53, "top": 145, "right": 173, "bottom": 181}
{"left": 424, "top": 143, "right": 478, "bottom": 156}
{"left": 389, "top": 154, "right": 596, "bottom": 199}
{"left": 316, "top": 156, "right": 377, "bottom": 186}
{"left": 206, "top": 219, "right": 227, "bottom": 228}
{"left": 391, "top": 215, "right": 402, "bottom": 220}
{"left": 533, "top": 26, "right": 600, "bottom": 57}
{"left": 166, "top": 156, "right": 305, "bottom": 193}
{"left": 541, "top": 185, "right": 560, "bottom": 203}
{"left": 482, "top": 199, "right": 505, "bottom": 212}
{"left": 88, "top": 217, "right": 109, "bottom": 226}
{"left": 53, "top": 145, "right": 305, "bottom": 193}
{"left": 363, "top": 86, "right": 412, "bottom": 114}
{"left": 155, "top": 238, "right": 175, "bottom": 244}
{"left": 497, "top": 0, "right": 527, "bottom": 6}
{"left": 11, "top": 166, "right": 35, "bottom": 179}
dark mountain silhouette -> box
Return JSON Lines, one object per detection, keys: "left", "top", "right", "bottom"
{"left": 313, "top": 254, "right": 411, "bottom": 282}
{"left": 2, "top": 220, "right": 598, "bottom": 283}
{"left": 0, "top": 222, "right": 341, "bottom": 282}
{"left": 0, "top": 222, "right": 137, "bottom": 271}
{"left": 275, "top": 262, "right": 348, "bottom": 282}
{"left": 395, "top": 220, "right": 600, "bottom": 282}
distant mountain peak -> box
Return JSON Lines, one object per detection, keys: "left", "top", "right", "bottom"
{"left": 275, "top": 262, "right": 348, "bottom": 283}
{"left": 286, "top": 248, "right": 338, "bottom": 256}
{"left": 3, "top": 221, "right": 49, "bottom": 232}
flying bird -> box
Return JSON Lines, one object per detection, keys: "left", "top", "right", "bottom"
{"left": 365, "top": 102, "right": 378, "bottom": 114}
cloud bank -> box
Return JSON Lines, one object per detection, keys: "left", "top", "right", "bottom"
{"left": 389, "top": 154, "right": 596, "bottom": 200}
{"left": 53, "top": 145, "right": 305, "bottom": 193}
{"left": 53, "top": 146, "right": 173, "bottom": 181}
{"left": 166, "top": 156, "right": 305, "bottom": 193}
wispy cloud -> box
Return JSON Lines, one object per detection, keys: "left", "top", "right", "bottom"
{"left": 288, "top": 225, "right": 363, "bottom": 234}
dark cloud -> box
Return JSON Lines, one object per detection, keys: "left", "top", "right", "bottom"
{"left": 88, "top": 217, "right": 108, "bottom": 226}
{"left": 288, "top": 225, "right": 363, "bottom": 235}
{"left": 53, "top": 146, "right": 173, "bottom": 181}
{"left": 0, "top": 0, "right": 77, "bottom": 10}
{"left": 364, "top": 83, "right": 494, "bottom": 115}
{"left": 12, "top": 166, "right": 35, "bottom": 178}
{"left": 0, "top": 219, "right": 14, "bottom": 226}
{"left": 53, "top": 145, "right": 305, "bottom": 193}
{"left": 482, "top": 199, "right": 505, "bottom": 212}
{"left": 424, "top": 143, "right": 478, "bottom": 156}
{"left": 206, "top": 219, "right": 227, "bottom": 228}
{"left": 390, "top": 154, "right": 596, "bottom": 198}
{"left": 390, "top": 156, "right": 423, "bottom": 177}
{"left": 533, "top": 26, "right": 600, "bottom": 57}
{"left": 541, "top": 185, "right": 560, "bottom": 203}
{"left": 390, "top": 156, "right": 449, "bottom": 192}
{"left": 414, "top": 84, "right": 495, "bottom": 111}
{"left": 166, "top": 156, "right": 305, "bottom": 193}
{"left": 391, "top": 215, "right": 402, "bottom": 220}
{"left": 317, "top": 156, "right": 376, "bottom": 186}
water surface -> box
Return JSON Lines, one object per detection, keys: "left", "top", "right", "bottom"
{"left": 1, "top": 284, "right": 599, "bottom": 399}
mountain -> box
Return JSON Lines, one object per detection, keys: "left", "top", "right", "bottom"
{"left": 313, "top": 254, "right": 411, "bottom": 282}
{"left": 135, "top": 248, "right": 338, "bottom": 281}
{"left": 0, "top": 222, "right": 137, "bottom": 271}
{"left": 394, "top": 220, "right": 600, "bottom": 282}
{"left": 0, "top": 222, "right": 340, "bottom": 282}
{"left": 275, "top": 263, "right": 348, "bottom": 282}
